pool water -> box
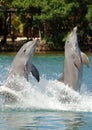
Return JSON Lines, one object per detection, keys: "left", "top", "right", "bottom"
{"left": 0, "top": 53, "right": 92, "bottom": 130}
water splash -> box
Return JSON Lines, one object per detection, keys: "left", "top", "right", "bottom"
{"left": 0, "top": 75, "right": 92, "bottom": 112}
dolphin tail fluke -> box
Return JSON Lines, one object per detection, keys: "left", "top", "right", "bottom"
{"left": 31, "top": 64, "right": 40, "bottom": 82}
{"left": 81, "top": 52, "right": 90, "bottom": 67}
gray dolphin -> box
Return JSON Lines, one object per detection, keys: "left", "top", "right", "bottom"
{"left": 59, "top": 27, "right": 89, "bottom": 91}
{"left": 7, "top": 38, "right": 39, "bottom": 82}
{"left": 0, "top": 39, "right": 39, "bottom": 103}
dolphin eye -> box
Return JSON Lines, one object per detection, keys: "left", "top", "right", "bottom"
{"left": 23, "top": 49, "right": 26, "bottom": 52}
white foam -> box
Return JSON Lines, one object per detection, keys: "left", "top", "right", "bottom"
{"left": 0, "top": 75, "right": 92, "bottom": 112}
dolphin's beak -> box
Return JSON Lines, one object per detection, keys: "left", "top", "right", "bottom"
{"left": 73, "top": 26, "right": 77, "bottom": 32}
{"left": 30, "top": 40, "right": 37, "bottom": 51}
{"left": 30, "top": 38, "right": 40, "bottom": 54}
{"left": 33, "top": 38, "right": 40, "bottom": 47}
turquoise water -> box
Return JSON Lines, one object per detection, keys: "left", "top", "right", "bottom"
{"left": 0, "top": 53, "right": 92, "bottom": 130}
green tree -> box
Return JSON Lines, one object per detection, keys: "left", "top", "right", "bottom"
{"left": 0, "top": 0, "right": 92, "bottom": 48}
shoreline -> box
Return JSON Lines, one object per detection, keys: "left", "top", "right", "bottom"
{"left": 0, "top": 40, "right": 92, "bottom": 53}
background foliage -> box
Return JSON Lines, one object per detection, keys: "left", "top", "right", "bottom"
{"left": 0, "top": 0, "right": 92, "bottom": 49}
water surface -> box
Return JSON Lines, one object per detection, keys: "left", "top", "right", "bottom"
{"left": 0, "top": 53, "right": 92, "bottom": 130}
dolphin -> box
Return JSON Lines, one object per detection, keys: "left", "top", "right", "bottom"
{"left": 7, "top": 38, "right": 39, "bottom": 83}
{"left": 0, "top": 39, "right": 40, "bottom": 103}
{"left": 59, "top": 27, "right": 89, "bottom": 91}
